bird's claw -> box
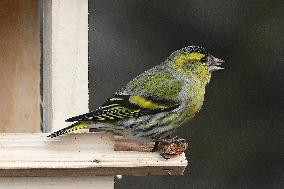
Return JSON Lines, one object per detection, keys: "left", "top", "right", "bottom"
{"left": 152, "top": 136, "right": 188, "bottom": 159}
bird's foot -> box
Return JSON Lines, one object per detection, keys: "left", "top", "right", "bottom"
{"left": 152, "top": 136, "right": 188, "bottom": 159}
{"left": 151, "top": 141, "right": 160, "bottom": 152}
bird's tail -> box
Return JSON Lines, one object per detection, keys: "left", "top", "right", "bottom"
{"left": 47, "top": 121, "right": 90, "bottom": 138}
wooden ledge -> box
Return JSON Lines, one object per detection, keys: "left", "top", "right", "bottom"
{"left": 0, "top": 133, "right": 188, "bottom": 177}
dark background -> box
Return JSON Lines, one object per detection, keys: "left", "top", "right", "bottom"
{"left": 88, "top": 0, "right": 283, "bottom": 188}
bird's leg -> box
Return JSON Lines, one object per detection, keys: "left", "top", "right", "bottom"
{"left": 151, "top": 141, "right": 160, "bottom": 152}
{"left": 151, "top": 135, "right": 170, "bottom": 151}
{"left": 151, "top": 136, "right": 188, "bottom": 159}
{"left": 151, "top": 137, "right": 169, "bottom": 152}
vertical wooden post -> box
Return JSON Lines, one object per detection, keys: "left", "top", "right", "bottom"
{"left": 42, "top": 0, "right": 89, "bottom": 132}
{"left": 0, "top": 0, "right": 40, "bottom": 132}
{"left": 42, "top": 0, "right": 114, "bottom": 188}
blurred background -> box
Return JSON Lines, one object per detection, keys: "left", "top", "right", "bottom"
{"left": 88, "top": 0, "right": 283, "bottom": 188}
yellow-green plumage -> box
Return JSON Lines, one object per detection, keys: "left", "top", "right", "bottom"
{"left": 47, "top": 45, "right": 224, "bottom": 139}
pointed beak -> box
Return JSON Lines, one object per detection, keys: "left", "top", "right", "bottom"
{"left": 209, "top": 56, "right": 225, "bottom": 72}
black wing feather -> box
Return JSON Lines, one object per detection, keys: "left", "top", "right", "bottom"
{"left": 65, "top": 95, "right": 179, "bottom": 122}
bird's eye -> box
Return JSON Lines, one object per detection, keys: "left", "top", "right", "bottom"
{"left": 200, "top": 56, "right": 208, "bottom": 65}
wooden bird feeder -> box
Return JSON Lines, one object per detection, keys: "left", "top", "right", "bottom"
{"left": 0, "top": 1, "right": 188, "bottom": 188}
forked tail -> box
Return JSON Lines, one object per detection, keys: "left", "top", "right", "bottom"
{"left": 47, "top": 121, "right": 89, "bottom": 138}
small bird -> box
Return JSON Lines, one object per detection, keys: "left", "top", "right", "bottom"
{"left": 47, "top": 45, "right": 224, "bottom": 143}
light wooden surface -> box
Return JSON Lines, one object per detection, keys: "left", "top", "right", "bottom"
{"left": 0, "top": 0, "right": 40, "bottom": 132}
{"left": 0, "top": 133, "right": 188, "bottom": 177}
{"left": 42, "top": 0, "right": 89, "bottom": 132}
{"left": 0, "top": 177, "right": 113, "bottom": 189}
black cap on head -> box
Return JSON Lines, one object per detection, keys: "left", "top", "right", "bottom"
{"left": 181, "top": 45, "right": 208, "bottom": 55}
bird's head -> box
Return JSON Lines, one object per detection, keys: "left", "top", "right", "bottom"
{"left": 168, "top": 45, "right": 224, "bottom": 75}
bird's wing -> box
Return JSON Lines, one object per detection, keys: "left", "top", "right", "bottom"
{"left": 65, "top": 94, "right": 179, "bottom": 122}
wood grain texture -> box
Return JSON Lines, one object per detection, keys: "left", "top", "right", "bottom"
{"left": 42, "top": 0, "right": 89, "bottom": 132}
{"left": 114, "top": 136, "right": 156, "bottom": 152}
{"left": 0, "top": 133, "right": 188, "bottom": 176}
{"left": 0, "top": 0, "right": 40, "bottom": 132}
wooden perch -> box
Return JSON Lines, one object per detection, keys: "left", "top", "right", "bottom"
{"left": 0, "top": 133, "right": 188, "bottom": 177}
{"left": 114, "top": 136, "right": 156, "bottom": 152}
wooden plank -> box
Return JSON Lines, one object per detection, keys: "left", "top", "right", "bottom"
{"left": 42, "top": 0, "right": 89, "bottom": 132}
{"left": 0, "top": 133, "right": 188, "bottom": 176}
{"left": 0, "top": 177, "right": 113, "bottom": 189}
{"left": 0, "top": 0, "right": 40, "bottom": 132}
{"left": 114, "top": 136, "right": 155, "bottom": 152}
